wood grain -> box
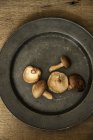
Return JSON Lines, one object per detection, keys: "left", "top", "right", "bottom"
{"left": 0, "top": 0, "right": 93, "bottom": 140}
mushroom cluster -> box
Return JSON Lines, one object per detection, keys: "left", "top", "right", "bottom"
{"left": 23, "top": 55, "right": 85, "bottom": 100}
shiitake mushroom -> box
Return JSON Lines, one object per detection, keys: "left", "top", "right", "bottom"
{"left": 32, "top": 80, "right": 53, "bottom": 99}
{"left": 49, "top": 55, "right": 71, "bottom": 72}
{"left": 68, "top": 74, "right": 85, "bottom": 92}
{"left": 48, "top": 72, "right": 68, "bottom": 93}
{"left": 23, "top": 66, "right": 41, "bottom": 84}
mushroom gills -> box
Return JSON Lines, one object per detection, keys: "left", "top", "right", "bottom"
{"left": 48, "top": 72, "right": 68, "bottom": 94}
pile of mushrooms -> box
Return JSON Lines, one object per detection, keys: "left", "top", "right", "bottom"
{"left": 23, "top": 55, "right": 85, "bottom": 100}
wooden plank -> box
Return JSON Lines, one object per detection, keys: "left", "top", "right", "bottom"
{"left": 0, "top": 0, "right": 93, "bottom": 139}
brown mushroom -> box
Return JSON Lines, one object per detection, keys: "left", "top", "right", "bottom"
{"left": 32, "top": 80, "right": 53, "bottom": 99}
{"left": 48, "top": 72, "right": 68, "bottom": 93}
{"left": 68, "top": 74, "right": 85, "bottom": 92}
{"left": 49, "top": 55, "right": 71, "bottom": 72}
{"left": 32, "top": 80, "right": 46, "bottom": 98}
{"left": 23, "top": 66, "right": 41, "bottom": 84}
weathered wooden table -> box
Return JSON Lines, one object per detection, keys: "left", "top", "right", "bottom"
{"left": 0, "top": 0, "right": 93, "bottom": 140}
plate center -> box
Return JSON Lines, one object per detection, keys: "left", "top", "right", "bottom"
{"left": 11, "top": 32, "right": 91, "bottom": 114}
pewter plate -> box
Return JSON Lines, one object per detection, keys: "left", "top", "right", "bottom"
{"left": 0, "top": 18, "right": 93, "bottom": 130}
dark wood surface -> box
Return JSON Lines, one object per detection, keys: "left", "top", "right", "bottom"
{"left": 0, "top": 0, "right": 93, "bottom": 140}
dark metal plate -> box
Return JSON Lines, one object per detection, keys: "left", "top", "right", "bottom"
{"left": 0, "top": 18, "right": 93, "bottom": 130}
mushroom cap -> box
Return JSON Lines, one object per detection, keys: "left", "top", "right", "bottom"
{"left": 61, "top": 55, "right": 71, "bottom": 68}
{"left": 32, "top": 80, "right": 46, "bottom": 98}
{"left": 68, "top": 74, "right": 85, "bottom": 91}
{"left": 48, "top": 72, "right": 68, "bottom": 93}
{"left": 23, "top": 66, "right": 41, "bottom": 84}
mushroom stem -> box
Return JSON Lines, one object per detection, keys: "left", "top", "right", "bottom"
{"left": 43, "top": 91, "right": 53, "bottom": 100}
{"left": 49, "top": 63, "right": 63, "bottom": 72}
